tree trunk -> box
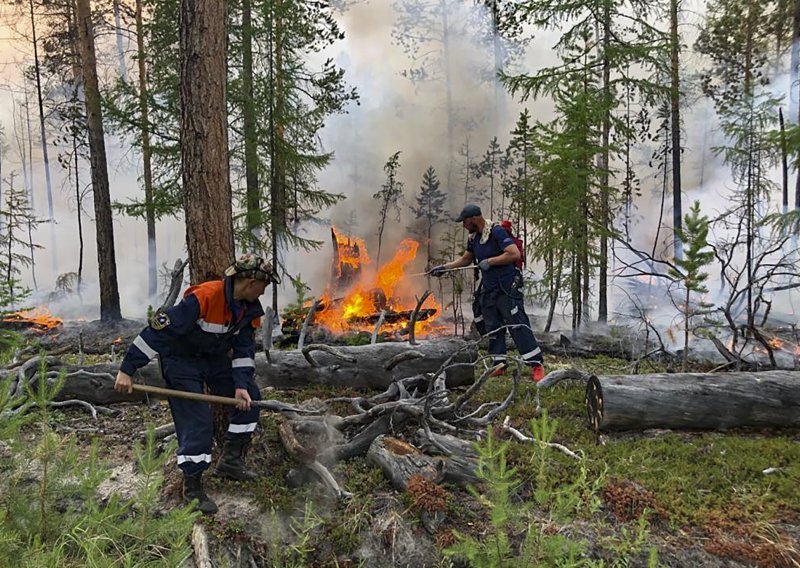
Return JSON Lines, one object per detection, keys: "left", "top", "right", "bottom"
{"left": 113, "top": 0, "right": 128, "bottom": 82}
{"left": 269, "top": 0, "right": 285, "bottom": 312}
{"left": 597, "top": 2, "right": 611, "bottom": 324}
{"left": 73, "top": 121, "right": 84, "bottom": 291}
{"left": 29, "top": 0, "right": 57, "bottom": 272}
{"left": 136, "top": 0, "right": 158, "bottom": 297}
{"left": 792, "top": 0, "right": 800, "bottom": 210}
{"left": 76, "top": 0, "right": 122, "bottom": 321}
{"left": 670, "top": 0, "right": 683, "bottom": 257}
{"left": 440, "top": 0, "right": 455, "bottom": 196}
{"left": 586, "top": 371, "right": 800, "bottom": 432}
{"left": 242, "top": 0, "right": 260, "bottom": 242}
{"left": 180, "top": 0, "right": 234, "bottom": 283}
{"left": 67, "top": 0, "right": 83, "bottom": 293}
{"left": 780, "top": 107, "right": 789, "bottom": 214}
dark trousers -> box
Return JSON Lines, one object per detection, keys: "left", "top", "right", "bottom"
{"left": 472, "top": 295, "right": 487, "bottom": 336}
{"left": 161, "top": 355, "right": 261, "bottom": 476}
{"left": 478, "top": 285, "right": 543, "bottom": 367}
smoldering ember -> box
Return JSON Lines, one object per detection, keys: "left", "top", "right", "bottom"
{"left": 1, "top": 0, "right": 799, "bottom": 567}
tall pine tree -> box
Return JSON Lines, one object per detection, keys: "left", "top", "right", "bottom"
{"left": 409, "top": 165, "right": 448, "bottom": 267}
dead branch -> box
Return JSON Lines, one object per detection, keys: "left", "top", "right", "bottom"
{"left": 47, "top": 400, "right": 119, "bottom": 419}
{"left": 501, "top": 416, "right": 582, "bottom": 460}
{"left": 300, "top": 343, "right": 357, "bottom": 368}
{"left": 371, "top": 309, "right": 387, "bottom": 345}
{"left": 307, "top": 460, "right": 353, "bottom": 499}
{"left": 161, "top": 258, "right": 189, "bottom": 310}
{"left": 535, "top": 368, "right": 594, "bottom": 389}
{"left": 262, "top": 306, "right": 273, "bottom": 364}
{"left": 138, "top": 423, "right": 176, "bottom": 441}
{"left": 297, "top": 299, "right": 320, "bottom": 351}
{"left": 7, "top": 355, "right": 62, "bottom": 398}
{"left": 384, "top": 350, "right": 424, "bottom": 371}
{"left": 708, "top": 333, "right": 744, "bottom": 365}
{"left": 408, "top": 290, "right": 432, "bottom": 346}
{"left": 191, "top": 523, "right": 213, "bottom": 568}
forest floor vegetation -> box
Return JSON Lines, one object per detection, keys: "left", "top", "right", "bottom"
{"left": 1, "top": 342, "right": 798, "bottom": 567}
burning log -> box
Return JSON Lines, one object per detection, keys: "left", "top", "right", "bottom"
{"left": 586, "top": 371, "right": 800, "bottom": 432}
{"left": 346, "top": 308, "right": 436, "bottom": 325}
{"left": 330, "top": 228, "right": 365, "bottom": 295}
{"left": 0, "top": 308, "right": 63, "bottom": 332}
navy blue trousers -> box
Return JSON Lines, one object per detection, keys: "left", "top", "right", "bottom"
{"left": 161, "top": 355, "right": 261, "bottom": 476}
{"left": 477, "top": 285, "right": 543, "bottom": 367}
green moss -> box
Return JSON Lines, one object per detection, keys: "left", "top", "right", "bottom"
{"left": 462, "top": 355, "right": 800, "bottom": 529}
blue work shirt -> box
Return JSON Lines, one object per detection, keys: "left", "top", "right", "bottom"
{"left": 467, "top": 224, "right": 516, "bottom": 291}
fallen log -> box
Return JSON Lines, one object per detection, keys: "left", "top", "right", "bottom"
{"left": 37, "top": 338, "right": 476, "bottom": 405}
{"left": 586, "top": 371, "right": 800, "bottom": 432}
{"left": 366, "top": 436, "right": 439, "bottom": 491}
{"left": 256, "top": 338, "right": 476, "bottom": 390}
{"left": 413, "top": 430, "right": 480, "bottom": 486}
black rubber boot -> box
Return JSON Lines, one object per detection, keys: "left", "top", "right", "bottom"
{"left": 182, "top": 473, "right": 218, "bottom": 515}
{"left": 213, "top": 437, "right": 258, "bottom": 481}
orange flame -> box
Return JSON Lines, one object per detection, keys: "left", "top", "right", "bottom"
{"left": 333, "top": 231, "right": 370, "bottom": 277}
{"left": 315, "top": 233, "right": 441, "bottom": 336}
{"left": 768, "top": 337, "right": 783, "bottom": 349}
{"left": 2, "top": 308, "right": 63, "bottom": 331}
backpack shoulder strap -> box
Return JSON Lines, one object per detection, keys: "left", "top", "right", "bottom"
{"left": 490, "top": 223, "right": 511, "bottom": 253}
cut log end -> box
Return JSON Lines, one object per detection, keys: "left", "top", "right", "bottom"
{"left": 585, "top": 375, "right": 603, "bottom": 433}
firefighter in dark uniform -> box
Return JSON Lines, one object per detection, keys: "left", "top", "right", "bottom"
{"left": 430, "top": 204, "right": 545, "bottom": 381}
{"left": 114, "top": 254, "right": 279, "bottom": 514}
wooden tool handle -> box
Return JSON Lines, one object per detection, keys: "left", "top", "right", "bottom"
{"left": 132, "top": 383, "right": 241, "bottom": 407}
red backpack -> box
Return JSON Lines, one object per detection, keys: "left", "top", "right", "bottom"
{"left": 498, "top": 221, "right": 525, "bottom": 269}
{"left": 511, "top": 236, "right": 525, "bottom": 269}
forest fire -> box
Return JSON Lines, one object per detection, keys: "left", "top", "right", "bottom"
{"left": 314, "top": 229, "right": 441, "bottom": 336}
{"left": 1, "top": 308, "right": 63, "bottom": 332}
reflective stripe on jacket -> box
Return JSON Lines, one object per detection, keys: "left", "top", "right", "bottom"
{"left": 120, "top": 278, "right": 264, "bottom": 389}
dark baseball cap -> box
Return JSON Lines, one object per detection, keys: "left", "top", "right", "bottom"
{"left": 455, "top": 204, "right": 482, "bottom": 222}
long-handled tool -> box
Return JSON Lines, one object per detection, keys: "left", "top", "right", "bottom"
{"left": 131, "top": 383, "right": 316, "bottom": 413}
{"left": 408, "top": 265, "right": 475, "bottom": 277}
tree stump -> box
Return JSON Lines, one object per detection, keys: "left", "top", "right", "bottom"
{"left": 366, "top": 436, "right": 439, "bottom": 491}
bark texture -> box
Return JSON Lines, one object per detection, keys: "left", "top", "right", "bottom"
{"left": 76, "top": 0, "right": 122, "bottom": 320}
{"left": 586, "top": 371, "right": 800, "bottom": 432}
{"left": 180, "top": 0, "right": 234, "bottom": 283}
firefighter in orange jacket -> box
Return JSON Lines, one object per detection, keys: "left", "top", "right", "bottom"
{"left": 114, "top": 254, "right": 279, "bottom": 515}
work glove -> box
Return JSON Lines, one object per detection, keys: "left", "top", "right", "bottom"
{"left": 478, "top": 259, "right": 491, "bottom": 271}
{"left": 429, "top": 265, "right": 447, "bottom": 277}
